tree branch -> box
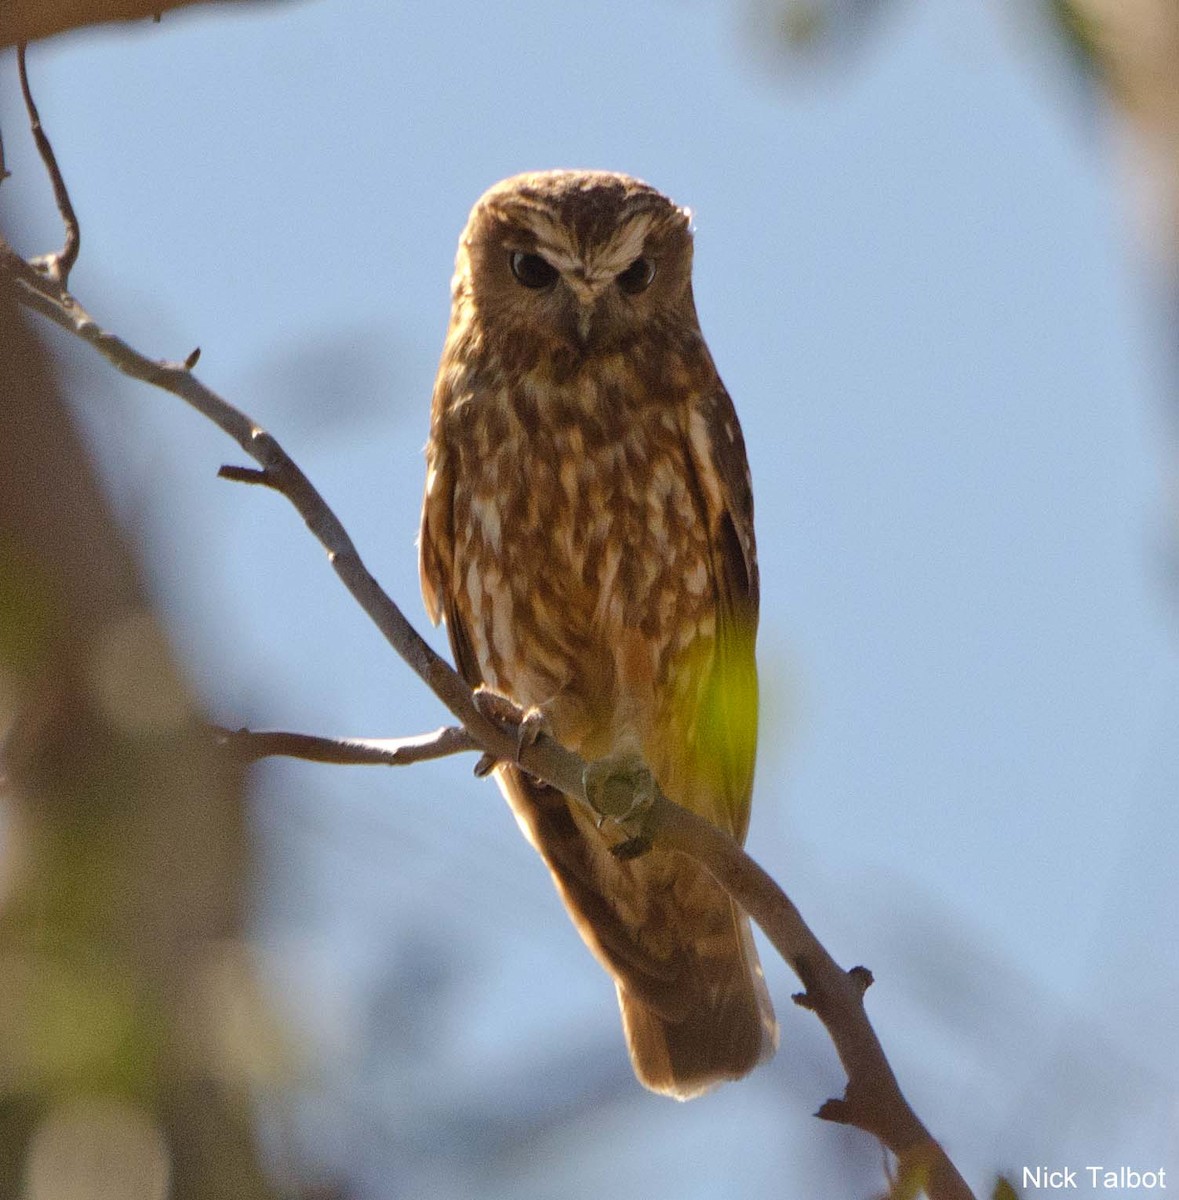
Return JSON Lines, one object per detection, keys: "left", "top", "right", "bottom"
{"left": 0, "top": 232, "right": 974, "bottom": 1200}
{"left": 216, "top": 724, "right": 479, "bottom": 767}
{"left": 0, "top": 80, "right": 976, "bottom": 1199}
{"left": 17, "top": 44, "right": 80, "bottom": 286}
{"left": 1, "top": 242, "right": 975, "bottom": 1199}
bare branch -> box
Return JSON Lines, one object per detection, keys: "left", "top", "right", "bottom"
{"left": 16, "top": 45, "right": 80, "bottom": 285}
{"left": 1, "top": 246, "right": 976, "bottom": 1199}
{"left": 0, "top": 101, "right": 977, "bottom": 1192}
{"left": 216, "top": 724, "right": 479, "bottom": 767}
{"left": 218, "top": 464, "right": 274, "bottom": 487}
{"left": 650, "top": 795, "right": 970, "bottom": 1197}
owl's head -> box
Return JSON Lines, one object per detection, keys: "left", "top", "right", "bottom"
{"left": 453, "top": 170, "right": 698, "bottom": 359}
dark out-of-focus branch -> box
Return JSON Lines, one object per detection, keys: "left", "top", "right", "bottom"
{"left": 1, "top": 0, "right": 286, "bottom": 50}
{"left": 0, "top": 63, "right": 976, "bottom": 1200}
{"left": 1049, "top": 2, "right": 1179, "bottom": 602}
{"left": 1061, "top": 1, "right": 1179, "bottom": 278}
{"left": 0, "top": 51, "right": 312, "bottom": 1199}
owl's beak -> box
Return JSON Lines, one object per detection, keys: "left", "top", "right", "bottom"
{"left": 565, "top": 272, "right": 598, "bottom": 306}
{"left": 566, "top": 274, "right": 605, "bottom": 347}
{"left": 575, "top": 305, "right": 595, "bottom": 346}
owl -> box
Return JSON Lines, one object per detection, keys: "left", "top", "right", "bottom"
{"left": 419, "top": 170, "right": 777, "bottom": 1099}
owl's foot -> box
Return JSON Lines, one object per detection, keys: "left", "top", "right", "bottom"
{"left": 583, "top": 754, "right": 658, "bottom": 854}
{"left": 470, "top": 686, "right": 550, "bottom": 777}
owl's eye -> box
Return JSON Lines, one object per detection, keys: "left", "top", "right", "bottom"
{"left": 510, "top": 252, "right": 559, "bottom": 289}
{"left": 616, "top": 257, "right": 656, "bottom": 295}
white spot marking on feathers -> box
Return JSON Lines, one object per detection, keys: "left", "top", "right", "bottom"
{"left": 487, "top": 587, "right": 517, "bottom": 678}
{"left": 683, "top": 559, "right": 708, "bottom": 596}
{"left": 560, "top": 456, "right": 579, "bottom": 503}
{"left": 474, "top": 499, "right": 502, "bottom": 555}
{"left": 687, "top": 407, "right": 723, "bottom": 512}
{"left": 593, "top": 542, "right": 624, "bottom": 626}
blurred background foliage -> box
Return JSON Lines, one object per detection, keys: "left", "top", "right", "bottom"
{"left": 0, "top": 282, "right": 287, "bottom": 1196}
{"left": 2, "top": 1, "right": 1178, "bottom": 1197}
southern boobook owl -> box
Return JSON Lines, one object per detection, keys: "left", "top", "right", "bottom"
{"left": 419, "top": 169, "right": 777, "bottom": 1098}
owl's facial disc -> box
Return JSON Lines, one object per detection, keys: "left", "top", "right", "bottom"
{"left": 460, "top": 171, "right": 696, "bottom": 356}
{"left": 506, "top": 234, "right": 660, "bottom": 347}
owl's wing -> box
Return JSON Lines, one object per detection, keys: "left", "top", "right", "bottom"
{"left": 696, "top": 385, "right": 758, "bottom": 614}
{"left": 682, "top": 383, "right": 759, "bottom": 841}
{"left": 419, "top": 441, "right": 483, "bottom": 687}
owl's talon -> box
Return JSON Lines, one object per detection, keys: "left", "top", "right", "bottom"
{"left": 514, "top": 706, "right": 549, "bottom": 757}
{"left": 471, "top": 685, "right": 550, "bottom": 771}
{"left": 611, "top": 835, "right": 652, "bottom": 860}
{"left": 583, "top": 754, "right": 657, "bottom": 839}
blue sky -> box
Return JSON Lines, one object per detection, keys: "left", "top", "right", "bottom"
{"left": 4, "top": 0, "right": 1177, "bottom": 1195}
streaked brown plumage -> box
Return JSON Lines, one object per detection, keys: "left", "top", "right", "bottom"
{"left": 419, "top": 170, "right": 777, "bottom": 1098}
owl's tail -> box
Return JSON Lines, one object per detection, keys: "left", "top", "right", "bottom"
{"left": 500, "top": 766, "right": 778, "bottom": 1099}
{"left": 616, "top": 896, "right": 777, "bottom": 1101}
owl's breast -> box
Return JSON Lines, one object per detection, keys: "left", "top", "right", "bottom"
{"left": 448, "top": 381, "right": 717, "bottom": 757}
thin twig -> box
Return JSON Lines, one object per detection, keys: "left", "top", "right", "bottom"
{"left": 16, "top": 44, "right": 80, "bottom": 285}
{"left": 216, "top": 724, "right": 479, "bottom": 766}
{"left": 218, "top": 465, "right": 271, "bottom": 486}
